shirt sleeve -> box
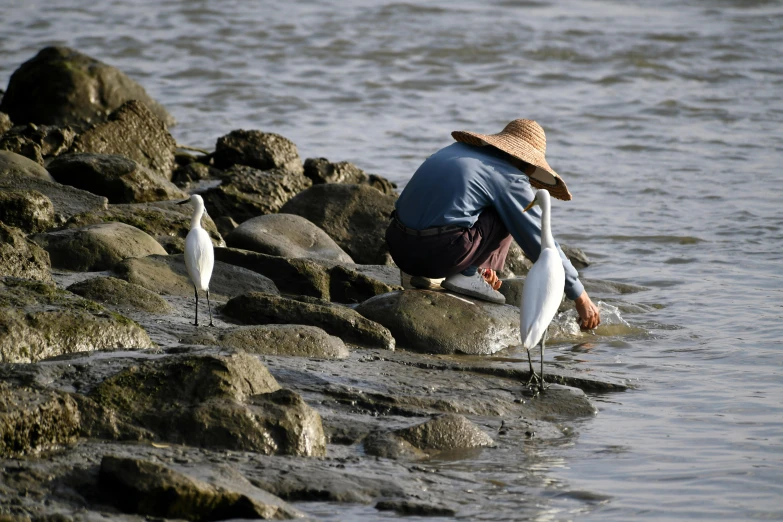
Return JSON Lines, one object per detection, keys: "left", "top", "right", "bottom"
{"left": 492, "top": 175, "right": 585, "bottom": 301}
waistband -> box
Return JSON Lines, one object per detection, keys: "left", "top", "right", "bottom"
{"left": 390, "top": 213, "right": 465, "bottom": 237}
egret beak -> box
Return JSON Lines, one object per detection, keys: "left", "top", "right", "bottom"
{"left": 176, "top": 199, "right": 190, "bottom": 205}
{"left": 523, "top": 200, "right": 537, "bottom": 212}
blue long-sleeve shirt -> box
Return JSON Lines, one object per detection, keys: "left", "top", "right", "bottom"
{"left": 395, "top": 142, "right": 585, "bottom": 300}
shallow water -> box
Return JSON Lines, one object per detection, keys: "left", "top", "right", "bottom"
{"left": 3, "top": 0, "right": 783, "bottom": 519}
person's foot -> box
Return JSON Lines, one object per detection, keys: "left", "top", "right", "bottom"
{"left": 410, "top": 275, "right": 445, "bottom": 289}
{"left": 441, "top": 272, "right": 506, "bottom": 304}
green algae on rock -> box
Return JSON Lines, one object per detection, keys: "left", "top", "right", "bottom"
{"left": 0, "top": 189, "right": 55, "bottom": 233}
{"left": 0, "top": 222, "right": 53, "bottom": 283}
{"left": 67, "top": 276, "right": 173, "bottom": 314}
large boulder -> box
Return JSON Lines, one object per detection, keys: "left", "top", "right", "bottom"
{"left": 84, "top": 352, "right": 326, "bottom": 456}
{"left": 355, "top": 290, "right": 520, "bottom": 355}
{"left": 64, "top": 200, "right": 224, "bottom": 254}
{"left": 0, "top": 149, "right": 53, "bottom": 180}
{"left": 214, "top": 247, "right": 401, "bottom": 303}
{"left": 304, "top": 157, "right": 397, "bottom": 195}
{"left": 0, "top": 383, "right": 80, "bottom": 458}
{"left": 201, "top": 165, "right": 312, "bottom": 224}
{"left": 0, "top": 222, "right": 53, "bottom": 283}
{"left": 280, "top": 183, "right": 397, "bottom": 265}
{"left": 182, "top": 324, "right": 349, "bottom": 359}
{"left": 213, "top": 129, "right": 303, "bottom": 174}
{"left": 69, "top": 100, "right": 177, "bottom": 179}
{"left": 47, "top": 153, "right": 186, "bottom": 204}
{"left": 223, "top": 292, "right": 395, "bottom": 350}
{"left": 0, "top": 46, "right": 174, "bottom": 128}
{"left": 225, "top": 213, "right": 353, "bottom": 263}
{"left": 67, "top": 276, "right": 173, "bottom": 314}
{"left": 0, "top": 170, "right": 108, "bottom": 225}
{"left": 0, "top": 189, "right": 55, "bottom": 233}
{"left": 31, "top": 222, "right": 167, "bottom": 271}
{"left": 0, "top": 277, "right": 151, "bottom": 363}
{"left": 99, "top": 456, "right": 302, "bottom": 520}
{"left": 113, "top": 254, "right": 278, "bottom": 299}
{"left": 0, "top": 123, "right": 76, "bottom": 165}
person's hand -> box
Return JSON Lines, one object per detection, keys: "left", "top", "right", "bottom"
{"left": 574, "top": 291, "right": 600, "bottom": 331}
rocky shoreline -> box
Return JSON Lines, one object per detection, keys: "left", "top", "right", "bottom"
{"left": 1, "top": 47, "right": 641, "bottom": 520}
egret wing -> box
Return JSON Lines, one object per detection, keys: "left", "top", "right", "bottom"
{"left": 520, "top": 248, "right": 566, "bottom": 350}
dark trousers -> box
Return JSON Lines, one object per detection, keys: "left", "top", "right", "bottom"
{"left": 385, "top": 208, "right": 513, "bottom": 279}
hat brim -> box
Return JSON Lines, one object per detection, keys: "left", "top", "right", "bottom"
{"left": 452, "top": 130, "right": 572, "bottom": 201}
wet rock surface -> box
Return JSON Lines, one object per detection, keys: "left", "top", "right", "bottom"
{"left": 64, "top": 200, "right": 224, "bottom": 255}
{"left": 0, "top": 277, "right": 151, "bottom": 363}
{"left": 114, "top": 253, "right": 278, "bottom": 299}
{"left": 280, "top": 183, "right": 397, "bottom": 265}
{"left": 0, "top": 46, "right": 174, "bottom": 128}
{"left": 226, "top": 213, "right": 354, "bottom": 263}
{"left": 31, "top": 222, "right": 168, "bottom": 271}
{"left": 69, "top": 101, "right": 177, "bottom": 179}
{"left": 48, "top": 153, "right": 186, "bottom": 204}
{"left": 0, "top": 189, "right": 55, "bottom": 233}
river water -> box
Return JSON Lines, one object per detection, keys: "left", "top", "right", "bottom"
{"left": 2, "top": 0, "right": 782, "bottom": 520}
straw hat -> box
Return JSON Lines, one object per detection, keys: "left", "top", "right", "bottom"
{"left": 452, "top": 119, "right": 572, "bottom": 201}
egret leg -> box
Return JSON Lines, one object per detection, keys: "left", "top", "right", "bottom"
{"left": 539, "top": 330, "right": 550, "bottom": 394}
{"left": 193, "top": 286, "right": 199, "bottom": 327}
{"left": 525, "top": 345, "right": 541, "bottom": 388}
{"left": 206, "top": 290, "right": 215, "bottom": 327}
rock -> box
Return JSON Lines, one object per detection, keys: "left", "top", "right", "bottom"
{"left": 113, "top": 254, "right": 278, "bottom": 299}
{"left": 0, "top": 170, "right": 108, "bottom": 225}
{"left": 99, "top": 456, "right": 302, "bottom": 520}
{"left": 583, "top": 278, "right": 648, "bottom": 295}
{"left": 304, "top": 157, "right": 398, "bottom": 195}
{"left": 0, "top": 112, "right": 11, "bottom": 135}
{"left": 67, "top": 276, "right": 173, "bottom": 314}
{"left": 280, "top": 183, "right": 397, "bottom": 265}
{"left": 212, "top": 215, "right": 238, "bottom": 238}
{"left": 213, "top": 129, "right": 303, "bottom": 174}
{"left": 214, "top": 247, "right": 401, "bottom": 303}
{"left": 0, "top": 223, "right": 53, "bottom": 283}
{"left": 31, "top": 222, "right": 167, "bottom": 271}
{"left": 0, "top": 123, "right": 76, "bottom": 165}
{"left": 47, "top": 153, "right": 186, "bottom": 204}
{"left": 499, "top": 240, "right": 532, "bottom": 278}
{"left": 183, "top": 324, "right": 349, "bottom": 359}
{"left": 0, "top": 46, "right": 174, "bottom": 128}
{"left": 0, "top": 150, "right": 53, "bottom": 181}
{"left": 355, "top": 290, "right": 519, "bottom": 355}
{"left": 225, "top": 213, "right": 354, "bottom": 263}
{"left": 85, "top": 352, "right": 326, "bottom": 456}
{"left": 69, "top": 100, "right": 177, "bottom": 179}
{"left": 498, "top": 277, "right": 524, "bottom": 308}
{"left": 201, "top": 165, "right": 312, "bottom": 224}
{"left": 64, "top": 200, "right": 224, "bottom": 255}
{"left": 396, "top": 413, "right": 494, "bottom": 452}
{"left": 171, "top": 161, "right": 218, "bottom": 187}
{"left": 561, "top": 244, "right": 591, "bottom": 268}
{"left": 0, "top": 277, "right": 151, "bottom": 363}
{"left": 363, "top": 432, "right": 428, "bottom": 460}
{"left": 0, "top": 382, "right": 80, "bottom": 458}
{"left": 222, "top": 292, "right": 395, "bottom": 350}
{"left": 375, "top": 500, "right": 457, "bottom": 518}
{"left": 0, "top": 190, "right": 55, "bottom": 233}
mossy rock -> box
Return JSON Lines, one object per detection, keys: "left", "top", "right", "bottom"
{"left": 0, "top": 222, "right": 53, "bottom": 283}
{"left": 0, "top": 189, "right": 55, "bottom": 233}
{"left": 0, "top": 276, "right": 152, "bottom": 363}
{"left": 67, "top": 276, "right": 173, "bottom": 314}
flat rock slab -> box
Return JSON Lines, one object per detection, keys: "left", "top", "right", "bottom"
{"left": 0, "top": 277, "right": 151, "bottom": 363}
{"left": 67, "top": 276, "right": 173, "bottom": 314}
{"left": 226, "top": 213, "right": 354, "bottom": 263}
{"left": 0, "top": 170, "right": 108, "bottom": 225}
{"left": 223, "top": 292, "right": 395, "bottom": 350}
{"left": 183, "top": 324, "right": 349, "bottom": 359}
{"left": 114, "top": 254, "right": 278, "bottom": 299}
{"left": 356, "top": 290, "right": 520, "bottom": 355}
{"left": 99, "top": 456, "right": 304, "bottom": 520}
{"left": 65, "top": 200, "right": 224, "bottom": 255}
{"left": 32, "top": 222, "right": 167, "bottom": 271}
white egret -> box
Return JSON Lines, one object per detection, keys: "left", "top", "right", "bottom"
{"left": 177, "top": 194, "right": 215, "bottom": 327}
{"left": 520, "top": 189, "right": 565, "bottom": 393}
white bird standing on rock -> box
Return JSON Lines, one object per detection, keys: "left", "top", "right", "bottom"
{"left": 520, "top": 189, "right": 565, "bottom": 393}
{"left": 178, "top": 194, "right": 215, "bottom": 327}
